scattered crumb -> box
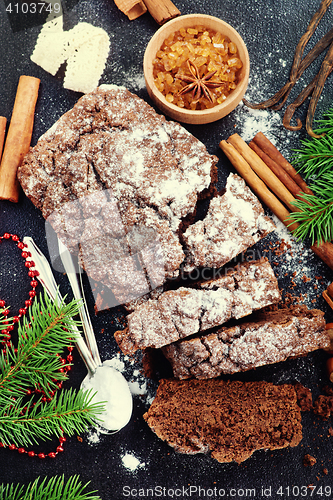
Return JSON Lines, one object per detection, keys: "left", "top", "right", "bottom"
{"left": 303, "top": 454, "right": 317, "bottom": 467}
{"left": 294, "top": 383, "right": 313, "bottom": 412}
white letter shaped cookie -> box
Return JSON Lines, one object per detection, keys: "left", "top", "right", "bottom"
{"left": 31, "top": 1, "right": 110, "bottom": 94}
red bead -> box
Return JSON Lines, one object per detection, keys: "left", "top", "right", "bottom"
{"left": 17, "top": 242, "right": 25, "bottom": 249}
{"left": 48, "top": 452, "right": 56, "bottom": 458}
{"left": 59, "top": 436, "right": 66, "bottom": 443}
{"left": 11, "top": 235, "right": 19, "bottom": 242}
{"left": 0, "top": 443, "right": 5, "bottom": 448}
{"left": 28, "top": 271, "right": 35, "bottom": 277}
{"left": 19, "top": 308, "right": 26, "bottom": 316}
{"left": 25, "top": 300, "right": 32, "bottom": 307}
{"left": 7, "top": 325, "right": 14, "bottom": 331}
{"left": 3, "top": 233, "right": 10, "bottom": 239}
{"left": 13, "top": 316, "right": 20, "bottom": 323}
{"left": 68, "top": 345, "right": 74, "bottom": 352}
{"left": 28, "top": 451, "right": 35, "bottom": 457}
{"left": 3, "top": 309, "right": 9, "bottom": 316}
{"left": 29, "top": 290, "right": 36, "bottom": 298}
{"left": 0, "top": 300, "right": 5, "bottom": 307}
{"left": 21, "top": 251, "right": 29, "bottom": 258}
{"left": 25, "top": 261, "right": 33, "bottom": 268}
{"left": 9, "top": 444, "right": 16, "bottom": 450}
{"left": 18, "top": 447, "right": 25, "bottom": 454}
{"left": 30, "top": 280, "right": 38, "bottom": 287}
{"left": 38, "top": 453, "right": 46, "bottom": 459}
{"left": 56, "top": 446, "right": 64, "bottom": 453}
{"left": 67, "top": 355, "right": 73, "bottom": 362}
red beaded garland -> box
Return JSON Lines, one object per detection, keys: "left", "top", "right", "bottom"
{"left": 0, "top": 233, "right": 39, "bottom": 347}
{"left": 0, "top": 233, "right": 73, "bottom": 459}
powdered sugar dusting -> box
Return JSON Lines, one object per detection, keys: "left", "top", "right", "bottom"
{"left": 121, "top": 452, "right": 146, "bottom": 472}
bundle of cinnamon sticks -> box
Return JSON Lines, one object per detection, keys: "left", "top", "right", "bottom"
{"left": 219, "top": 132, "right": 333, "bottom": 272}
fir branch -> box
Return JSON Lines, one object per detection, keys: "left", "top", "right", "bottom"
{"left": 312, "top": 107, "right": 333, "bottom": 136}
{"left": 0, "top": 475, "right": 101, "bottom": 500}
{"left": 292, "top": 133, "right": 333, "bottom": 179}
{"left": 289, "top": 107, "right": 333, "bottom": 244}
{"left": 0, "top": 292, "right": 81, "bottom": 398}
{"left": 289, "top": 192, "right": 333, "bottom": 245}
{"left": 0, "top": 388, "right": 104, "bottom": 447}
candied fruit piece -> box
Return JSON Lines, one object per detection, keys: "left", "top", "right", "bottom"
{"left": 165, "top": 93, "right": 174, "bottom": 103}
{"left": 228, "top": 57, "right": 243, "bottom": 69}
{"left": 195, "top": 56, "right": 207, "bottom": 67}
{"left": 228, "top": 42, "right": 238, "bottom": 54}
{"left": 165, "top": 73, "right": 173, "bottom": 84}
{"left": 217, "top": 94, "right": 227, "bottom": 104}
{"left": 187, "top": 28, "right": 198, "bottom": 35}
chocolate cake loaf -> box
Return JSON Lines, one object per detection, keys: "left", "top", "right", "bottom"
{"left": 182, "top": 173, "right": 276, "bottom": 272}
{"left": 114, "top": 257, "right": 281, "bottom": 354}
{"left": 162, "top": 305, "right": 329, "bottom": 379}
{"left": 18, "top": 85, "right": 218, "bottom": 304}
{"left": 143, "top": 378, "right": 303, "bottom": 464}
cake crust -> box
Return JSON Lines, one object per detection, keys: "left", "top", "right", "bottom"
{"left": 115, "top": 257, "right": 281, "bottom": 354}
{"left": 182, "top": 173, "right": 276, "bottom": 272}
{"left": 162, "top": 305, "right": 329, "bottom": 379}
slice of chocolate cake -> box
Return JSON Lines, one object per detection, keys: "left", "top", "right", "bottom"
{"left": 143, "top": 378, "right": 303, "bottom": 464}
{"left": 182, "top": 173, "right": 276, "bottom": 272}
{"left": 162, "top": 305, "right": 329, "bottom": 379}
{"left": 114, "top": 258, "right": 281, "bottom": 354}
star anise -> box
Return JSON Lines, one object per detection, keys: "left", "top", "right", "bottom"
{"left": 177, "top": 60, "right": 225, "bottom": 104}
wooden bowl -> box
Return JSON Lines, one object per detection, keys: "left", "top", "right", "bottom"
{"left": 143, "top": 14, "right": 250, "bottom": 124}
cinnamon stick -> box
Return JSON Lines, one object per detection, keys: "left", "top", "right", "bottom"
{"left": 251, "top": 132, "right": 313, "bottom": 195}
{"left": 142, "top": 0, "right": 180, "bottom": 25}
{"left": 249, "top": 140, "right": 303, "bottom": 199}
{"left": 0, "top": 75, "right": 40, "bottom": 203}
{"left": 0, "top": 117, "right": 7, "bottom": 161}
{"left": 113, "top": 0, "right": 147, "bottom": 20}
{"left": 227, "top": 134, "right": 300, "bottom": 213}
{"left": 219, "top": 139, "right": 299, "bottom": 232}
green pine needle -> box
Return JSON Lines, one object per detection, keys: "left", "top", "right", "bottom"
{"left": 0, "top": 292, "right": 81, "bottom": 398}
{"left": 289, "top": 107, "right": 333, "bottom": 245}
{"left": 0, "top": 292, "right": 105, "bottom": 448}
{"left": 0, "top": 388, "right": 103, "bottom": 447}
{"left": 0, "top": 475, "right": 101, "bottom": 500}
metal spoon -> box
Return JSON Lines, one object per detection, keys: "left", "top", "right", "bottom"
{"left": 23, "top": 237, "right": 133, "bottom": 433}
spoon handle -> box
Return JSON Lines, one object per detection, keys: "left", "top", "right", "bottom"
{"left": 23, "top": 237, "right": 97, "bottom": 376}
{"left": 58, "top": 239, "right": 102, "bottom": 366}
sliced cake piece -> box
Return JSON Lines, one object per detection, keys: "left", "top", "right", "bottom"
{"left": 114, "top": 257, "right": 281, "bottom": 354}
{"left": 182, "top": 173, "right": 276, "bottom": 272}
{"left": 143, "top": 378, "right": 303, "bottom": 464}
{"left": 162, "top": 305, "right": 329, "bottom": 379}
